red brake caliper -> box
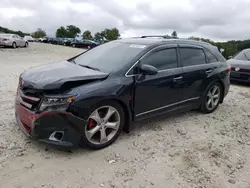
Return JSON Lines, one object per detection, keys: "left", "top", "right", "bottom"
{"left": 88, "top": 119, "right": 96, "bottom": 129}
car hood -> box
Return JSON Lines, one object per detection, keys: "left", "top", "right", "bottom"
{"left": 227, "top": 59, "right": 250, "bottom": 69}
{"left": 20, "top": 61, "right": 108, "bottom": 90}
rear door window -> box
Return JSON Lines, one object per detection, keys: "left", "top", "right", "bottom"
{"left": 180, "top": 48, "right": 206, "bottom": 67}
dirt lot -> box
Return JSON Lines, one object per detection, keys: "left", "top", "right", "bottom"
{"left": 0, "top": 43, "right": 250, "bottom": 188}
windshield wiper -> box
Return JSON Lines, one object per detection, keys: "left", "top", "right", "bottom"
{"left": 69, "top": 60, "right": 100, "bottom": 71}
{"left": 69, "top": 60, "right": 77, "bottom": 64}
{"left": 77, "top": 64, "right": 100, "bottom": 71}
{"left": 243, "top": 53, "right": 250, "bottom": 60}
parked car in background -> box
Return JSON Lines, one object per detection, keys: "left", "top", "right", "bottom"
{"left": 49, "top": 38, "right": 65, "bottom": 45}
{"left": 15, "top": 36, "right": 230, "bottom": 149}
{"left": 24, "top": 36, "right": 34, "bottom": 42}
{"left": 227, "top": 49, "right": 250, "bottom": 83}
{"left": 63, "top": 38, "right": 75, "bottom": 46}
{"left": 33, "top": 38, "right": 40, "bottom": 42}
{"left": 71, "top": 39, "right": 98, "bottom": 49}
{"left": 0, "top": 33, "right": 28, "bottom": 48}
{"left": 39, "top": 37, "right": 49, "bottom": 43}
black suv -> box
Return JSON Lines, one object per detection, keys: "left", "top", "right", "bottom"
{"left": 15, "top": 36, "right": 230, "bottom": 149}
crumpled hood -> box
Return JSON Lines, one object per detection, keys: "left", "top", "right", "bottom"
{"left": 21, "top": 61, "right": 108, "bottom": 90}
{"left": 227, "top": 59, "right": 250, "bottom": 69}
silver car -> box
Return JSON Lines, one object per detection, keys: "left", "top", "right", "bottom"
{"left": 0, "top": 34, "right": 28, "bottom": 48}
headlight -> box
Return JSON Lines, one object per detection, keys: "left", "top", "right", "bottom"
{"left": 39, "top": 95, "right": 78, "bottom": 112}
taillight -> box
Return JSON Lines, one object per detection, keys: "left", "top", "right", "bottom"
{"left": 2, "top": 38, "right": 9, "bottom": 41}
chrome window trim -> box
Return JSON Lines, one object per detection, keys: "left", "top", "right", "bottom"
{"left": 135, "top": 97, "right": 200, "bottom": 117}
{"left": 125, "top": 45, "right": 178, "bottom": 77}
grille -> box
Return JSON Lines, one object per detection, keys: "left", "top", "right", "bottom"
{"left": 19, "top": 90, "right": 42, "bottom": 111}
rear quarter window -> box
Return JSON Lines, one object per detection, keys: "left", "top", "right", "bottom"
{"left": 204, "top": 49, "right": 218, "bottom": 63}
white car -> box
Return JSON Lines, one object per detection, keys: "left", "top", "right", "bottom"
{"left": 23, "top": 36, "right": 34, "bottom": 42}
{"left": 0, "top": 34, "right": 28, "bottom": 48}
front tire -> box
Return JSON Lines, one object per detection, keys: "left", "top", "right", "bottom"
{"left": 200, "top": 82, "right": 222, "bottom": 113}
{"left": 24, "top": 42, "right": 28, "bottom": 47}
{"left": 12, "top": 42, "right": 17, "bottom": 49}
{"left": 81, "top": 101, "right": 125, "bottom": 149}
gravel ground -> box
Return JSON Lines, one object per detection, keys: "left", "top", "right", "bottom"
{"left": 0, "top": 43, "right": 250, "bottom": 188}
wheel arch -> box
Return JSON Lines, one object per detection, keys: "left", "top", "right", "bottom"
{"left": 111, "top": 99, "right": 132, "bottom": 133}
{"left": 93, "top": 98, "right": 132, "bottom": 134}
{"left": 73, "top": 97, "right": 132, "bottom": 133}
{"left": 217, "top": 80, "right": 225, "bottom": 103}
{"left": 202, "top": 78, "right": 225, "bottom": 103}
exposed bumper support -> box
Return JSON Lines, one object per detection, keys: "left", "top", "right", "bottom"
{"left": 15, "top": 103, "right": 87, "bottom": 148}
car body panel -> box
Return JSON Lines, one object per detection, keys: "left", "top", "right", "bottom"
{"left": 20, "top": 61, "right": 109, "bottom": 90}
{"left": 228, "top": 59, "right": 250, "bottom": 83}
{"left": 133, "top": 68, "right": 184, "bottom": 119}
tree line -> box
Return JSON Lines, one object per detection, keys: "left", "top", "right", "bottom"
{"left": 0, "top": 26, "right": 29, "bottom": 37}
{"left": 55, "top": 25, "right": 120, "bottom": 41}
{"left": 189, "top": 36, "right": 250, "bottom": 59}
{"left": 26, "top": 25, "right": 121, "bottom": 42}
{"left": 1, "top": 25, "right": 250, "bottom": 58}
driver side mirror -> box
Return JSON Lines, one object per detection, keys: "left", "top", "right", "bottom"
{"left": 228, "top": 56, "right": 232, "bottom": 59}
{"left": 139, "top": 64, "right": 158, "bottom": 75}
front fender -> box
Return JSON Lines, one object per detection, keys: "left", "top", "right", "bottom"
{"left": 68, "top": 77, "right": 134, "bottom": 122}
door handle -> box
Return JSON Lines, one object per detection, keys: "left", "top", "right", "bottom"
{"left": 173, "top": 76, "right": 183, "bottom": 82}
{"left": 206, "top": 69, "right": 212, "bottom": 74}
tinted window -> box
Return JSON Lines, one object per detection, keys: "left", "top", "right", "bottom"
{"left": 73, "top": 41, "right": 146, "bottom": 73}
{"left": 180, "top": 48, "right": 206, "bottom": 66}
{"left": 234, "top": 50, "right": 250, "bottom": 61}
{"left": 141, "top": 48, "right": 178, "bottom": 70}
{"left": 204, "top": 49, "right": 218, "bottom": 63}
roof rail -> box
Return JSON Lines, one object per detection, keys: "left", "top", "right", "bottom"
{"left": 141, "top": 35, "right": 178, "bottom": 39}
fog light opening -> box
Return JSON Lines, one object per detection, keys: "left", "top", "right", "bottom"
{"left": 49, "top": 131, "right": 64, "bottom": 142}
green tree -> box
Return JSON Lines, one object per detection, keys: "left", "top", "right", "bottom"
{"left": 94, "top": 32, "right": 102, "bottom": 40}
{"left": 100, "top": 28, "right": 120, "bottom": 41}
{"left": 171, "top": 31, "right": 178, "bottom": 38}
{"left": 31, "top": 28, "right": 46, "bottom": 38}
{"left": 56, "top": 26, "right": 67, "bottom": 38}
{"left": 0, "top": 26, "right": 29, "bottom": 37}
{"left": 188, "top": 36, "right": 245, "bottom": 59}
{"left": 66, "top": 25, "right": 81, "bottom": 38}
{"left": 82, "top": 30, "right": 93, "bottom": 40}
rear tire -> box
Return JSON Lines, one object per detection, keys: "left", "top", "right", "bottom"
{"left": 200, "top": 82, "right": 222, "bottom": 113}
{"left": 80, "top": 100, "right": 125, "bottom": 150}
{"left": 12, "top": 42, "right": 17, "bottom": 49}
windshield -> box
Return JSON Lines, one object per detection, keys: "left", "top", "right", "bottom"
{"left": 73, "top": 41, "right": 146, "bottom": 73}
{"left": 233, "top": 49, "right": 250, "bottom": 61}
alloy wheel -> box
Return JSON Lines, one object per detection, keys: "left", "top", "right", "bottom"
{"left": 85, "top": 106, "right": 120, "bottom": 145}
{"left": 206, "top": 85, "right": 220, "bottom": 111}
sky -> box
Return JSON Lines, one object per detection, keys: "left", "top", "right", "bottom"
{"left": 1, "top": 0, "right": 250, "bottom": 41}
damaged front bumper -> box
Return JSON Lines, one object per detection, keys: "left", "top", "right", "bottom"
{"left": 15, "top": 103, "right": 87, "bottom": 148}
